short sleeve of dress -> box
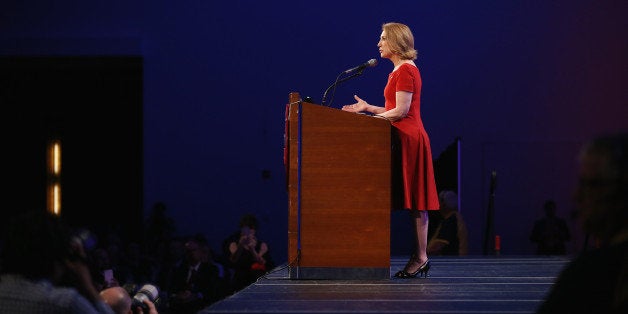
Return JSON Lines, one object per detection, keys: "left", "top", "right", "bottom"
{"left": 395, "top": 64, "right": 416, "bottom": 93}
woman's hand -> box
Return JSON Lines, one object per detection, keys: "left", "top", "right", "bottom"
{"left": 342, "top": 95, "right": 369, "bottom": 113}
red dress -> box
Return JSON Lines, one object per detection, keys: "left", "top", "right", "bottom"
{"left": 384, "top": 63, "right": 439, "bottom": 211}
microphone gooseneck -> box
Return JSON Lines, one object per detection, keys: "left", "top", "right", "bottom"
{"left": 321, "top": 58, "right": 378, "bottom": 107}
{"left": 343, "top": 58, "right": 378, "bottom": 74}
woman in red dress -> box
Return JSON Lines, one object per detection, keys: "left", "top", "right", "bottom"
{"left": 342, "top": 22, "right": 440, "bottom": 278}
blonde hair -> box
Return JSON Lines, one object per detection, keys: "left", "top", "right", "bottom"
{"left": 382, "top": 22, "right": 417, "bottom": 60}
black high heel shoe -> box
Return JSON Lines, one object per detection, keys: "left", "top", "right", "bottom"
{"left": 393, "top": 259, "right": 431, "bottom": 279}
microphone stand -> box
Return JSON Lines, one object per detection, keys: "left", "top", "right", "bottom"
{"left": 483, "top": 171, "right": 497, "bottom": 255}
{"left": 321, "top": 70, "right": 364, "bottom": 107}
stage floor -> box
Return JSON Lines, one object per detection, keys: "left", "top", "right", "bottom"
{"left": 200, "top": 255, "right": 570, "bottom": 314}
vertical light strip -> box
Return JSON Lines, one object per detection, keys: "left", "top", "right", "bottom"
{"left": 53, "top": 183, "right": 61, "bottom": 215}
{"left": 53, "top": 142, "right": 61, "bottom": 175}
{"left": 47, "top": 139, "right": 62, "bottom": 215}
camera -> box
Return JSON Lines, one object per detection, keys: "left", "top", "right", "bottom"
{"left": 67, "top": 228, "right": 98, "bottom": 262}
{"left": 241, "top": 226, "right": 251, "bottom": 236}
{"left": 131, "top": 284, "right": 160, "bottom": 313}
{"left": 72, "top": 228, "right": 98, "bottom": 251}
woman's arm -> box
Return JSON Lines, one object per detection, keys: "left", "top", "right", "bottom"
{"left": 342, "top": 92, "right": 412, "bottom": 121}
{"left": 341, "top": 95, "right": 386, "bottom": 114}
{"left": 376, "top": 91, "right": 412, "bottom": 121}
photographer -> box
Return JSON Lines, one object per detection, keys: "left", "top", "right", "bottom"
{"left": 0, "top": 210, "right": 114, "bottom": 313}
{"left": 222, "top": 214, "right": 275, "bottom": 292}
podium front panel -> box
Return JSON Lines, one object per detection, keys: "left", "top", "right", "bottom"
{"left": 287, "top": 101, "right": 391, "bottom": 279}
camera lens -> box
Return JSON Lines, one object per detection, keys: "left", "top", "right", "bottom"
{"left": 132, "top": 284, "right": 159, "bottom": 312}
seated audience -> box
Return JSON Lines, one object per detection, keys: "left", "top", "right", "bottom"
{"left": 167, "top": 235, "right": 220, "bottom": 313}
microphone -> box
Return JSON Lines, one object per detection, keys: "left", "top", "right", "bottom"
{"left": 321, "top": 58, "right": 378, "bottom": 107}
{"left": 343, "top": 58, "right": 378, "bottom": 74}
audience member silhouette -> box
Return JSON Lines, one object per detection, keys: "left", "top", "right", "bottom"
{"left": 117, "top": 241, "right": 157, "bottom": 287}
{"left": 537, "top": 133, "right": 628, "bottom": 314}
{"left": 144, "top": 202, "right": 176, "bottom": 265}
{"left": 155, "top": 236, "right": 186, "bottom": 294}
{"left": 530, "top": 199, "right": 571, "bottom": 255}
{"left": 167, "top": 235, "right": 220, "bottom": 313}
{"left": 427, "top": 190, "right": 469, "bottom": 255}
{"left": 0, "top": 210, "right": 115, "bottom": 313}
{"left": 222, "top": 213, "right": 275, "bottom": 292}
{"left": 200, "top": 238, "right": 233, "bottom": 300}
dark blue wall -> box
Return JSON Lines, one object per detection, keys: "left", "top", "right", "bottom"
{"left": 2, "top": 0, "right": 626, "bottom": 262}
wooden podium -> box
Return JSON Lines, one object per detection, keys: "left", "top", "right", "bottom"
{"left": 285, "top": 92, "right": 391, "bottom": 279}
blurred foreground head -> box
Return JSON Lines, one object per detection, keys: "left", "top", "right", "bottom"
{"left": 574, "top": 132, "right": 628, "bottom": 245}
{"left": 101, "top": 286, "right": 132, "bottom": 314}
{"left": 1, "top": 210, "right": 72, "bottom": 280}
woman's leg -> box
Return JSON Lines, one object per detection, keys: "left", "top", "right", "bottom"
{"left": 395, "top": 209, "right": 431, "bottom": 277}
{"left": 413, "top": 210, "right": 429, "bottom": 265}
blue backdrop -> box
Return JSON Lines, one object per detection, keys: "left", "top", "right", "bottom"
{"left": 2, "top": 0, "right": 626, "bottom": 263}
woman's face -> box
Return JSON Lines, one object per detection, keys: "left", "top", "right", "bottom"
{"left": 378, "top": 30, "right": 393, "bottom": 59}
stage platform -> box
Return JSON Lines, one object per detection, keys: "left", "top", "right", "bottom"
{"left": 200, "top": 255, "right": 570, "bottom": 314}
